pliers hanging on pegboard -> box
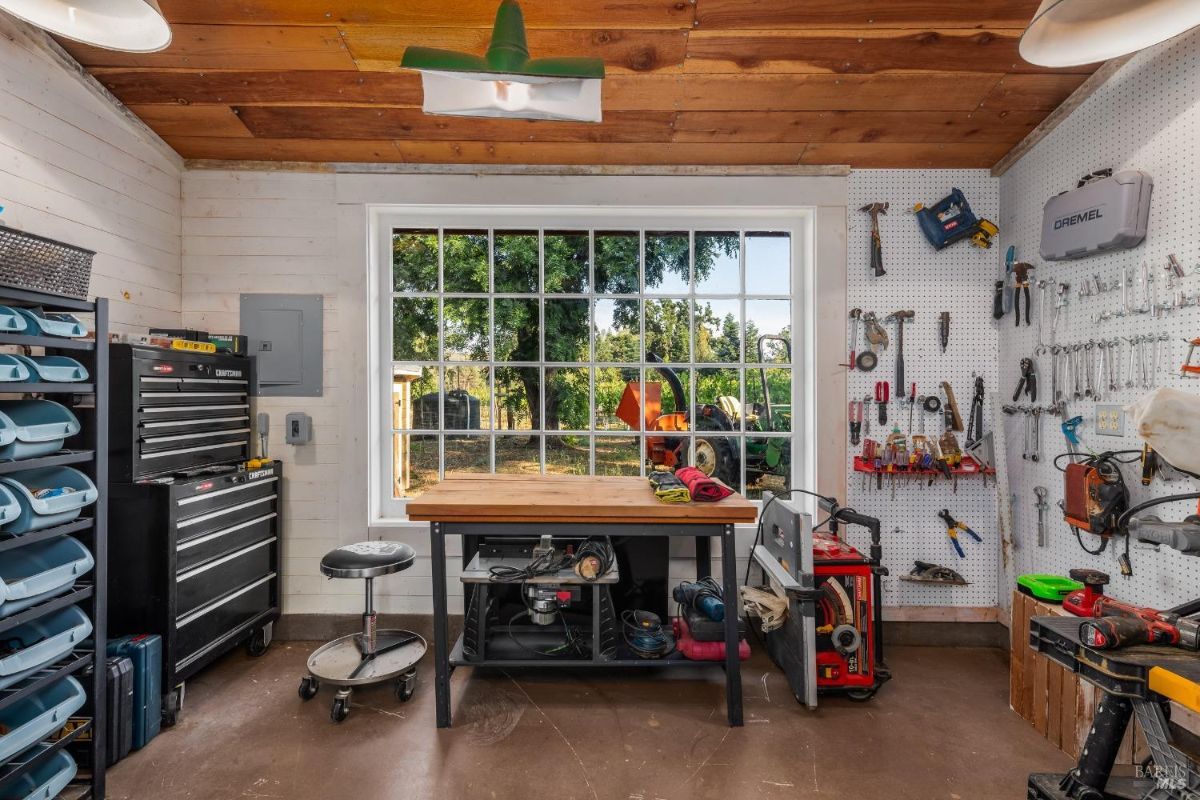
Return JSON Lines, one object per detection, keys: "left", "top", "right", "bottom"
{"left": 1013, "top": 262, "right": 1034, "bottom": 327}
{"left": 1013, "top": 357, "right": 1037, "bottom": 403}
{"left": 966, "top": 376, "right": 984, "bottom": 447}
{"left": 938, "top": 509, "right": 983, "bottom": 558}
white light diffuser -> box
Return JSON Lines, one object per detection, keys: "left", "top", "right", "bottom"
{"left": 0, "top": 0, "right": 171, "bottom": 53}
{"left": 1020, "top": 0, "right": 1200, "bottom": 67}
{"left": 418, "top": 71, "right": 602, "bottom": 122}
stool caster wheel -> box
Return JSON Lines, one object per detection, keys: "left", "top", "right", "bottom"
{"left": 846, "top": 688, "right": 876, "bottom": 702}
{"left": 394, "top": 670, "right": 416, "bottom": 703}
{"left": 298, "top": 676, "right": 320, "bottom": 701}
{"left": 162, "top": 689, "right": 182, "bottom": 728}
{"left": 330, "top": 697, "right": 350, "bottom": 723}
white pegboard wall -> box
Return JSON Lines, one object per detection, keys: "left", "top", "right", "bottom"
{"left": 999, "top": 27, "right": 1200, "bottom": 610}
{"left": 847, "top": 170, "right": 1001, "bottom": 608}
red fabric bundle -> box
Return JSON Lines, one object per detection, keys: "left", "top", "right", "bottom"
{"left": 675, "top": 467, "right": 735, "bottom": 502}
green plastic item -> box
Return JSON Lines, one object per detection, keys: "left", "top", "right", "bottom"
{"left": 401, "top": 0, "right": 605, "bottom": 80}
{"left": 1017, "top": 574, "right": 1083, "bottom": 603}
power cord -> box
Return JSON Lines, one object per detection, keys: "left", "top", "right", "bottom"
{"left": 488, "top": 538, "right": 615, "bottom": 583}
{"left": 743, "top": 487, "right": 837, "bottom": 587}
{"left": 622, "top": 610, "right": 674, "bottom": 658}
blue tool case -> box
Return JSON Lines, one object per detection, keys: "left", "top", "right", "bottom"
{"left": 915, "top": 188, "right": 983, "bottom": 250}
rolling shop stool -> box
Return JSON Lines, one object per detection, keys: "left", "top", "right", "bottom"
{"left": 298, "top": 541, "right": 427, "bottom": 723}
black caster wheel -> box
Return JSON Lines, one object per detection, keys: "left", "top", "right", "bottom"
{"left": 846, "top": 689, "right": 876, "bottom": 702}
{"left": 394, "top": 672, "right": 416, "bottom": 703}
{"left": 330, "top": 697, "right": 350, "bottom": 723}
{"left": 298, "top": 676, "right": 320, "bottom": 701}
{"left": 246, "top": 628, "right": 270, "bottom": 657}
{"left": 162, "top": 689, "right": 181, "bottom": 728}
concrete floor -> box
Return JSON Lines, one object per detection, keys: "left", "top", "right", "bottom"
{"left": 106, "top": 643, "right": 1073, "bottom": 800}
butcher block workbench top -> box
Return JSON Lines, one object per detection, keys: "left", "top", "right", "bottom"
{"left": 405, "top": 474, "right": 758, "bottom": 525}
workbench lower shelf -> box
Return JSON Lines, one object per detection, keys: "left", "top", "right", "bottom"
{"left": 449, "top": 634, "right": 737, "bottom": 669}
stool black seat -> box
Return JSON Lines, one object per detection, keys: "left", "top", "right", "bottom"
{"left": 320, "top": 541, "right": 415, "bottom": 579}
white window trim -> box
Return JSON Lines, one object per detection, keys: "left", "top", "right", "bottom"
{"left": 368, "top": 204, "right": 817, "bottom": 524}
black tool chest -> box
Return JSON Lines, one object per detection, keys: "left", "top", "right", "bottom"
{"left": 107, "top": 346, "right": 279, "bottom": 725}
{"left": 109, "top": 344, "right": 253, "bottom": 482}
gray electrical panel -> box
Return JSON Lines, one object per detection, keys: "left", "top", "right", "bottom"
{"left": 240, "top": 294, "right": 323, "bottom": 397}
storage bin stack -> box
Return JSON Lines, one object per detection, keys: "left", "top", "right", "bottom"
{"left": 0, "top": 285, "right": 108, "bottom": 800}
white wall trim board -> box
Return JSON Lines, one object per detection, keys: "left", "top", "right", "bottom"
{"left": 184, "top": 161, "right": 853, "bottom": 178}
{"left": 0, "top": 12, "right": 182, "bottom": 172}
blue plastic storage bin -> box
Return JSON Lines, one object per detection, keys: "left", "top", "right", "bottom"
{"left": 0, "top": 401, "right": 80, "bottom": 461}
{"left": 11, "top": 308, "right": 86, "bottom": 339}
{"left": 0, "top": 537, "right": 94, "bottom": 618}
{"left": 0, "top": 306, "right": 28, "bottom": 334}
{"left": 0, "top": 606, "right": 92, "bottom": 690}
{"left": 0, "top": 468, "right": 97, "bottom": 533}
{"left": 0, "top": 746, "right": 76, "bottom": 800}
{"left": 0, "top": 356, "right": 30, "bottom": 383}
{"left": 0, "top": 676, "right": 86, "bottom": 762}
{"left": 11, "top": 355, "right": 88, "bottom": 384}
{"left": 0, "top": 484, "right": 21, "bottom": 529}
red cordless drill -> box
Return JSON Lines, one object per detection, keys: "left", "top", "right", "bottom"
{"left": 1080, "top": 598, "right": 1200, "bottom": 651}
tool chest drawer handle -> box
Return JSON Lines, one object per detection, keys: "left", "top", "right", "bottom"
{"left": 139, "top": 441, "right": 247, "bottom": 461}
{"left": 139, "top": 392, "right": 245, "bottom": 399}
{"left": 176, "top": 495, "right": 276, "bottom": 528}
{"left": 141, "top": 404, "right": 249, "bottom": 414}
{"left": 141, "top": 428, "right": 251, "bottom": 445}
{"left": 176, "top": 572, "right": 276, "bottom": 628}
{"left": 176, "top": 513, "right": 277, "bottom": 552}
{"left": 176, "top": 477, "right": 278, "bottom": 507}
{"left": 141, "top": 416, "right": 249, "bottom": 430}
{"left": 176, "top": 537, "right": 276, "bottom": 583}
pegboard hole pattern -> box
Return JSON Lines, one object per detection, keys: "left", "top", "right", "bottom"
{"left": 998, "top": 27, "right": 1200, "bottom": 610}
{"left": 847, "top": 170, "right": 1001, "bottom": 608}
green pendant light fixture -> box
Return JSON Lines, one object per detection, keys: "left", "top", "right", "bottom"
{"left": 401, "top": 0, "right": 605, "bottom": 123}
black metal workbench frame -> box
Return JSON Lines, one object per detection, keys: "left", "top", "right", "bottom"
{"left": 429, "top": 520, "right": 744, "bottom": 727}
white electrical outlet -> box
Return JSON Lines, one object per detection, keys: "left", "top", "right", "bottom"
{"left": 1095, "top": 404, "right": 1126, "bottom": 437}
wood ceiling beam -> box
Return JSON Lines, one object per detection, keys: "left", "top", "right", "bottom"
{"left": 683, "top": 29, "right": 1095, "bottom": 75}
{"left": 158, "top": 0, "right": 696, "bottom": 29}
{"left": 184, "top": 161, "right": 852, "bottom": 177}
{"left": 166, "top": 137, "right": 814, "bottom": 165}
{"left": 671, "top": 110, "right": 1045, "bottom": 144}
{"left": 342, "top": 26, "right": 689, "bottom": 74}
{"left": 800, "top": 141, "right": 1013, "bottom": 168}
{"left": 694, "top": 0, "right": 1041, "bottom": 29}
{"left": 58, "top": 24, "right": 356, "bottom": 70}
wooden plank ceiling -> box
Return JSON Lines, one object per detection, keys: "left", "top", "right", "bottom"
{"left": 55, "top": 0, "right": 1101, "bottom": 168}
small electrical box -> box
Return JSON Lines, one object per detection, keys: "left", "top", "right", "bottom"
{"left": 240, "top": 294, "right": 323, "bottom": 397}
{"left": 285, "top": 412, "right": 312, "bottom": 445}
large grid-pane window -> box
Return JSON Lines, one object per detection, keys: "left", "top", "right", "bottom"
{"left": 388, "top": 225, "right": 795, "bottom": 502}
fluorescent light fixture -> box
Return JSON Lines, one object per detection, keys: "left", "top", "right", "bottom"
{"left": 401, "top": 0, "right": 605, "bottom": 123}
{"left": 0, "top": 0, "right": 171, "bottom": 52}
{"left": 1020, "top": 0, "right": 1200, "bottom": 67}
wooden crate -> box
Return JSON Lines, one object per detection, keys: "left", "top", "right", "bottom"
{"left": 1010, "top": 591, "right": 1141, "bottom": 762}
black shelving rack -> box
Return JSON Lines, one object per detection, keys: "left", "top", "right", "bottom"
{"left": 0, "top": 286, "right": 107, "bottom": 799}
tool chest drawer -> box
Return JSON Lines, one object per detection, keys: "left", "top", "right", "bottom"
{"left": 174, "top": 574, "right": 276, "bottom": 671}
{"left": 174, "top": 473, "right": 277, "bottom": 519}
{"left": 110, "top": 345, "right": 254, "bottom": 481}
{"left": 175, "top": 537, "right": 276, "bottom": 618}
{"left": 176, "top": 513, "right": 277, "bottom": 573}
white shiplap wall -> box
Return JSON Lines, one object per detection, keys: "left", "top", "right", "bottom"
{"left": 182, "top": 171, "right": 850, "bottom": 617}
{"left": 180, "top": 171, "right": 349, "bottom": 615}
{"left": 0, "top": 15, "right": 182, "bottom": 330}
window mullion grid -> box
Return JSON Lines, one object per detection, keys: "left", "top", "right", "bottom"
{"left": 538, "top": 229, "right": 546, "bottom": 475}
{"left": 588, "top": 230, "right": 596, "bottom": 476}
{"left": 638, "top": 229, "right": 646, "bottom": 478}
{"left": 739, "top": 230, "right": 747, "bottom": 494}
{"left": 487, "top": 230, "right": 496, "bottom": 473}
{"left": 437, "top": 227, "right": 446, "bottom": 482}
{"left": 687, "top": 229, "right": 696, "bottom": 480}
